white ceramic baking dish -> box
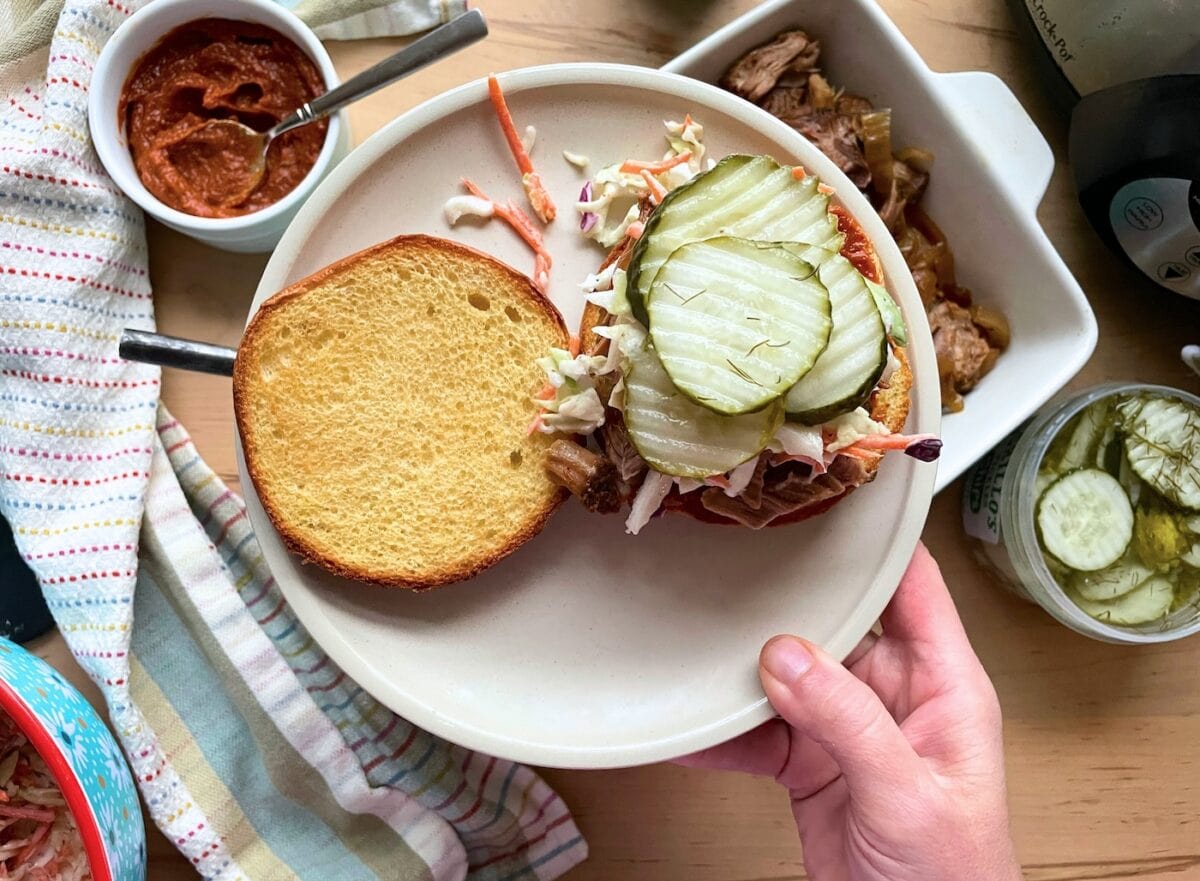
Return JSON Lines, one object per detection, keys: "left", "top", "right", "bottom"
{"left": 664, "top": 0, "right": 1097, "bottom": 491}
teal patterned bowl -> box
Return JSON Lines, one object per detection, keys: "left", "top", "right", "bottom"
{"left": 0, "top": 637, "right": 145, "bottom": 881}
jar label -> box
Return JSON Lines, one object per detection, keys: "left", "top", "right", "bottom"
{"left": 962, "top": 432, "right": 1019, "bottom": 544}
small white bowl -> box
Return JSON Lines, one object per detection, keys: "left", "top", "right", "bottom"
{"left": 88, "top": 0, "right": 350, "bottom": 253}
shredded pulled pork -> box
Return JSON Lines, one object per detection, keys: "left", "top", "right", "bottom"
{"left": 552, "top": 410, "right": 878, "bottom": 529}
{"left": 600, "top": 417, "right": 647, "bottom": 493}
{"left": 544, "top": 439, "right": 621, "bottom": 514}
{"left": 734, "top": 456, "right": 770, "bottom": 510}
{"left": 791, "top": 109, "right": 870, "bottom": 189}
{"left": 720, "top": 30, "right": 821, "bottom": 103}
{"left": 698, "top": 455, "right": 870, "bottom": 529}
{"left": 722, "top": 29, "right": 1009, "bottom": 413}
{"left": 929, "top": 300, "right": 993, "bottom": 409}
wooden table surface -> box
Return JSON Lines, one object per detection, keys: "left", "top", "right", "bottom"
{"left": 30, "top": 0, "right": 1200, "bottom": 878}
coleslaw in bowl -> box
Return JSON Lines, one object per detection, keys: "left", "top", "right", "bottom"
{"left": 0, "top": 712, "right": 91, "bottom": 880}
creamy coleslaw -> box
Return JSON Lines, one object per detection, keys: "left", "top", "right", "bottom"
{"left": 0, "top": 712, "right": 90, "bottom": 881}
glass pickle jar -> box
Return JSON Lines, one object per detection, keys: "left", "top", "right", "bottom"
{"left": 963, "top": 382, "right": 1200, "bottom": 645}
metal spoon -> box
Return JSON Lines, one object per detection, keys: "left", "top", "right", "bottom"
{"left": 120, "top": 329, "right": 236, "bottom": 376}
{"left": 188, "top": 8, "right": 488, "bottom": 196}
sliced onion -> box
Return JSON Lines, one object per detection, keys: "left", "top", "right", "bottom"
{"left": 937, "top": 353, "right": 965, "bottom": 413}
{"left": 895, "top": 146, "right": 935, "bottom": 174}
{"left": 860, "top": 109, "right": 894, "bottom": 198}
{"left": 807, "top": 73, "right": 836, "bottom": 110}
{"left": 911, "top": 266, "right": 939, "bottom": 307}
{"left": 944, "top": 283, "right": 973, "bottom": 307}
{"left": 970, "top": 303, "right": 1011, "bottom": 350}
{"left": 894, "top": 223, "right": 924, "bottom": 265}
{"left": 976, "top": 347, "right": 1001, "bottom": 379}
{"left": 906, "top": 205, "right": 956, "bottom": 288}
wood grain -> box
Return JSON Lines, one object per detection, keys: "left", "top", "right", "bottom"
{"left": 30, "top": 1, "right": 1200, "bottom": 879}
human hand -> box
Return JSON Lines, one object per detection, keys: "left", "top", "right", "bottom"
{"left": 679, "top": 543, "right": 1022, "bottom": 881}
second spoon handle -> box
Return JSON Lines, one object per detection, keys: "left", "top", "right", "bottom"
{"left": 119, "top": 329, "right": 237, "bottom": 377}
{"left": 273, "top": 9, "right": 489, "bottom": 138}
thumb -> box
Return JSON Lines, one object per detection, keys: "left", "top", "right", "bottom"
{"left": 760, "top": 635, "right": 927, "bottom": 809}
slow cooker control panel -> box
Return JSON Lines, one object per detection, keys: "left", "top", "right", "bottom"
{"left": 1109, "top": 177, "right": 1200, "bottom": 301}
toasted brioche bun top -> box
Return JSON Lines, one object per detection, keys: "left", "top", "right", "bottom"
{"left": 234, "top": 234, "right": 568, "bottom": 589}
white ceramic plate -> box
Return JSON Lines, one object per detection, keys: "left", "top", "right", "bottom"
{"left": 241, "top": 64, "right": 939, "bottom": 768}
{"left": 664, "top": 0, "right": 1098, "bottom": 492}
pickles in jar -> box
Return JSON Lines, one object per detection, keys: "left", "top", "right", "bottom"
{"left": 1035, "top": 391, "right": 1200, "bottom": 627}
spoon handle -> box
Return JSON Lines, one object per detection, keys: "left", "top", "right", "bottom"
{"left": 119, "top": 329, "right": 237, "bottom": 377}
{"left": 272, "top": 9, "right": 489, "bottom": 138}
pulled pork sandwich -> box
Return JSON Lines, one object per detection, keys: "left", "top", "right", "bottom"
{"left": 530, "top": 118, "right": 939, "bottom": 532}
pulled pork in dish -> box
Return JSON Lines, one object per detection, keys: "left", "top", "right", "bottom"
{"left": 721, "top": 29, "right": 1011, "bottom": 412}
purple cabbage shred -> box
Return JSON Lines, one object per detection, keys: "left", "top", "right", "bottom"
{"left": 904, "top": 438, "right": 943, "bottom": 462}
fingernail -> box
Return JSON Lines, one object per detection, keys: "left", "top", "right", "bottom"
{"left": 761, "top": 636, "right": 814, "bottom": 684}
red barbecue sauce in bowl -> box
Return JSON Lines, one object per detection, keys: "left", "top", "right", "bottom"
{"left": 119, "top": 18, "right": 329, "bottom": 218}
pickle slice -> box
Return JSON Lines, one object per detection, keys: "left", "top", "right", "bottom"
{"left": 622, "top": 329, "right": 783, "bottom": 478}
{"left": 1070, "top": 577, "right": 1174, "bottom": 626}
{"left": 646, "top": 237, "right": 832, "bottom": 416}
{"left": 627, "top": 154, "right": 843, "bottom": 324}
{"left": 866, "top": 278, "right": 908, "bottom": 346}
{"left": 1118, "top": 394, "right": 1200, "bottom": 512}
{"left": 1050, "top": 398, "right": 1112, "bottom": 473}
{"left": 1036, "top": 468, "right": 1133, "bottom": 572}
{"left": 1072, "top": 556, "right": 1155, "bottom": 602}
{"left": 784, "top": 254, "right": 887, "bottom": 425}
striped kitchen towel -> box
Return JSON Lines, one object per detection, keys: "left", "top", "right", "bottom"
{"left": 0, "top": 1, "right": 588, "bottom": 880}
{"left": 135, "top": 410, "right": 584, "bottom": 880}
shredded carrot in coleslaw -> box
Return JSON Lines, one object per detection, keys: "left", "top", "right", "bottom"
{"left": 487, "top": 74, "right": 556, "bottom": 223}
{"left": 838, "top": 446, "right": 884, "bottom": 462}
{"left": 620, "top": 151, "right": 692, "bottom": 175}
{"left": 838, "top": 432, "right": 940, "bottom": 460}
{"left": 845, "top": 433, "right": 925, "bottom": 452}
{"left": 461, "top": 178, "right": 553, "bottom": 291}
{"left": 0, "top": 711, "right": 91, "bottom": 881}
{"left": 639, "top": 170, "right": 668, "bottom": 205}
{"left": 791, "top": 166, "right": 807, "bottom": 180}
{"left": 626, "top": 221, "right": 644, "bottom": 240}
